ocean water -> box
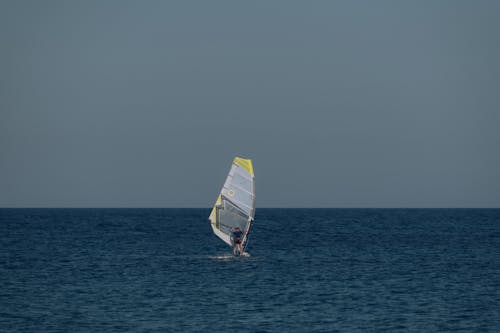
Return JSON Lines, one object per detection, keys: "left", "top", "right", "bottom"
{"left": 1, "top": 209, "right": 500, "bottom": 332}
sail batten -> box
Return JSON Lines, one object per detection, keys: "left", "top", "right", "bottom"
{"left": 209, "top": 157, "right": 255, "bottom": 248}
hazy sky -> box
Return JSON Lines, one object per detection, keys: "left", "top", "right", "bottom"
{"left": 1, "top": 1, "right": 499, "bottom": 208}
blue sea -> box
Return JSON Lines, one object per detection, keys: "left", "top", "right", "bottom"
{"left": 1, "top": 209, "right": 500, "bottom": 332}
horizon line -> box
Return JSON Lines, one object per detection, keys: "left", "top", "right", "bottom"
{"left": 1, "top": 207, "right": 499, "bottom": 209}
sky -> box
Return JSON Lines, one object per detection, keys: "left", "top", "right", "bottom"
{"left": 1, "top": 1, "right": 499, "bottom": 208}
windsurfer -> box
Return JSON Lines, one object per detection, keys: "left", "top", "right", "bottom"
{"left": 232, "top": 227, "right": 244, "bottom": 255}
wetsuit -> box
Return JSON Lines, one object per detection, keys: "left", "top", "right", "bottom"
{"left": 233, "top": 230, "right": 243, "bottom": 244}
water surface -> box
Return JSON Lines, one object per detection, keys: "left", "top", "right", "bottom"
{"left": 1, "top": 209, "right": 499, "bottom": 332}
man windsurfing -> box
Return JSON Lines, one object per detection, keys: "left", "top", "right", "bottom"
{"left": 231, "top": 227, "right": 244, "bottom": 256}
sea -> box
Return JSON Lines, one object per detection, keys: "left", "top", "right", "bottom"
{"left": 1, "top": 208, "right": 499, "bottom": 332}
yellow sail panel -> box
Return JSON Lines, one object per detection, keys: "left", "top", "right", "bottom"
{"left": 209, "top": 195, "right": 222, "bottom": 224}
{"left": 233, "top": 157, "right": 254, "bottom": 175}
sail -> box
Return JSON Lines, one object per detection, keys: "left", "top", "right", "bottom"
{"left": 208, "top": 157, "right": 255, "bottom": 248}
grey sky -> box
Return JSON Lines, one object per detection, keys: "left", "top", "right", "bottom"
{"left": 1, "top": 1, "right": 499, "bottom": 208}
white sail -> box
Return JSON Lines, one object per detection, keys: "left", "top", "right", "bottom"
{"left": 208, "top": 157, "right": 255, "bottom": 249}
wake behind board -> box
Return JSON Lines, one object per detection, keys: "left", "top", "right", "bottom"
{"left": 208, "top": 157, "right": 256, "bottom": 255}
